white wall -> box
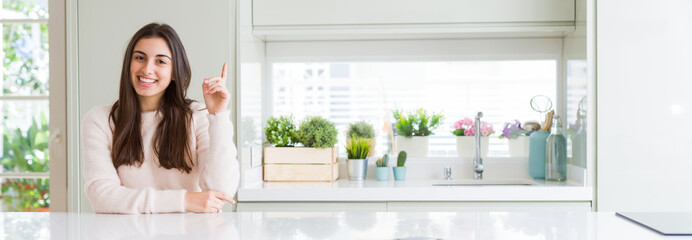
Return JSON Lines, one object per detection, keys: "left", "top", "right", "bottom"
{"left": 597, "top": 0, "right": 692, "bottom": 211}
{"left": 76, "top": 0, "right": 236, "bottom": 212}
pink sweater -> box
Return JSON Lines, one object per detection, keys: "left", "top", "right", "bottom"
{"left": 81, "top": 102, "right": 239, "bottom": 214}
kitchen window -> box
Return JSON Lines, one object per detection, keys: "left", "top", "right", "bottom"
{"left": 0, "top": 0, "right": 51, "bottom": 211}
{"left": 265, "top": 38, "right": 564, "bottom": 157}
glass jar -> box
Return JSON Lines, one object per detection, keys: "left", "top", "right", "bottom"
{"left": 546, "top": 115, "right": 567, "bottom": 181}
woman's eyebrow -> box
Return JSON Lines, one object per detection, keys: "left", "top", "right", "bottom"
{"left": 132, "top": 50, "right": 172, "bottom": 60}
{"left": 156, "top": 54, "right": 172, "bottom": 60}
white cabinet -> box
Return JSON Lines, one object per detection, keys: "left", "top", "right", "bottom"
{"left": 237, "top": 201, "right": 591, "bottom": 212}
{"left": 253, "top": 0, "right": 576, "bottom": 40}
{"left": 254, "top": 0, "right": 574, "bottom": 26}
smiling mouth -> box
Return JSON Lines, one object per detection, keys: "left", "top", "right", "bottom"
{"left": 138, "top": 76, "right": 158, "bottom": 86}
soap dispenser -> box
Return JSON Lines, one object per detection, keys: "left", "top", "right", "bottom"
{"left": 545, "top": 114, "right": 567, "bottom": 181}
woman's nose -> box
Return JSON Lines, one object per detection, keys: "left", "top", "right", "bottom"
{"left": 141, "top": 60, "right": 155, "bottom": 74}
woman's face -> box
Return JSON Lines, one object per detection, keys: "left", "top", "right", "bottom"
{"left": 129, "top": 37, "right": 173, "bottom": 105}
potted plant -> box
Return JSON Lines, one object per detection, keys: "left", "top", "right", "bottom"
{"left": 375, "top": 154, "right": 390, "bottom": 181}
{"left": 1, "top": 114, "right": 50, "bottom": 211}
{"left": 346, "top": 121, "right": 376, "bottom": 156}
{"left": 295, "top": 116, "right": 339, "bottom": 149}
{"left": 263, "top": 116, "right": 340, "bottom": 182}
{"left": 393, "top": 151, "right": 407, "bottom": 181}
{"left": 264, "top": 115, "right": 297, "bottom": 147}
{"left": 499, "top": 120, "right": 531, "bottom": 157}
{"left": 451, "top": 117, "right": 494, "bottom": 158}
{"left": 345, "top": 135, "right": 372, "bottom": 181}
{"left": 393, "top": 108, "right": 443, "bottom": 157}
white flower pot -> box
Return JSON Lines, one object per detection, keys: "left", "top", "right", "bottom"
{"left": 395, "top": 136, "right": 429, "bottom": 157}
{"left": 508, "top": 136, "right": 530, "bottom": 158}
{"left": 456, "top": 136, "right": 488, "bottom": 158}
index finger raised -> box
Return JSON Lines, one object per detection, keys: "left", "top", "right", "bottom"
{"left": 220, "top": 63, "right": 227, "bottom": 80}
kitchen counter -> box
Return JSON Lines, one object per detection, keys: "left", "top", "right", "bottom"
{"left": 238, "top": 179, "right": 592, "bottom": 202}
{"left": 5, "top": 212, "right": 690, "bottom": 239}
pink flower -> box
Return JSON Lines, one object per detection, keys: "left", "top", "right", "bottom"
{"left": 453, "top": 120, "right": 465, "bottom": 130}
{"left": 480, "top": 122, "right": 495, "bottom": 136}
{"left": 464, "top": 128, "right": 474, "bottom": 136}
{"left": 452, "top": 118, "right": 474, "bottom": 130}
{"left": 452, "top": 118, "right": 495, "bottom": 136}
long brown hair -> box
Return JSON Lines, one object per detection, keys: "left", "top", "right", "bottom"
{"left": 109, "top": 23, "right": 194, "bottom": 173}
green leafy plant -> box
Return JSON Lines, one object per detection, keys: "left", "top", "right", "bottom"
{"left": 393, "top": 108, "right": 444, "bottom": 137}
{"left": 295, "top": 116, "right": 338, "bottom": 148}
{"left": 397, "top": 151, "right": 407, "bottom": 167}
{"left": 345, "top": 135, "right": 372, "bottom": 159}
{"left": 376, "top": 154, "right": 389, "bottom": 167}
{"left": 264, "top": 115, "right": 297, "bottom": 147}
{"left": 346, "top": 121, "right": 375, "bottom": 139}
{"left": 1, "top": 113, "right": 50, "bottom": 211}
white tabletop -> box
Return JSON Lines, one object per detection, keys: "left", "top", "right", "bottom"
{"left": 3, "top": 212, "right": 690, "bottom": 239}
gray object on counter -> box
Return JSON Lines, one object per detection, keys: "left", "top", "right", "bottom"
{"left": 616, "top": 212, "right": 692, "bottom": 235}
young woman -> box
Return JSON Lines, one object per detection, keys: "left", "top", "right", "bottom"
{"left": 81, "top": 23, "right": 239, "bottom": 214}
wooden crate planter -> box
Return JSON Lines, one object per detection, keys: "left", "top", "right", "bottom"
{"left": 263, "top": 146, "right": 339, "bottom": 182}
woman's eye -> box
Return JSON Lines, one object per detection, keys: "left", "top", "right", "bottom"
{"left": 157, "top": 59, "right": 167, "bottom": 64}
{"left": 134, "top": 55, "right": 144, "bottom": 61}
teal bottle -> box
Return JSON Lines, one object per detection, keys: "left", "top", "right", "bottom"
{"left": 546, "top": 115, "right": 567, "bottom": 181}
{"left": 528, "top": 130, "right": 550, "bottom": 179}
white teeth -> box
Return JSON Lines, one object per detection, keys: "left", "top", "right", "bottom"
{"left": 139, "top": 77, "right": 156, "bottom": 83}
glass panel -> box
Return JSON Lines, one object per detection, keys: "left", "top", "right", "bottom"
{"left": 0, "top": 0, "right": 48, "bottom": 20}
{"left": 3, "top": 22, "right": 49, "bottom": 95}
{"left": 1, "top": 100, "right": 49, "bottom": 173}
{"left": 240, "top": 63, "right": 263, "bottom": 168}
{"left": 0, "top": 178, "right": 49, "bottom": 211}
{"left": 566, "top": 60, "right": 587, "bottom": 167}
{"left": 271, "top": 61, "right": 556, "bottom": 157}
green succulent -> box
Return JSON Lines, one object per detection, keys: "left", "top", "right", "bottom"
{"left": 397, "top": 151, "right": 407, "bottom": 167}
{"left": 345, "top": 135, "right": 372, "bottom": 159}
{"left": 264, "top": 115, "right": 297, "bottom": 147}
{"left": 346, "top": 121, "right": 375, "bottom": 139}
{"left": 295, "top": 116, "right": 338, "bottom": 148}
{"left": 393, "top": 108, "right": 444, "bottom": 137}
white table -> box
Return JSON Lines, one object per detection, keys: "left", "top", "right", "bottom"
{"left": 2, "top": 212, "right": 689, "bottom": 239}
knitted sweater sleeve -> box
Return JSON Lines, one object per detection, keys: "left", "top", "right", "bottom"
{"left": 81, "top": 106, "right": 186, "bottom": 214}
{"left": 194, "top": 110, "right": 240, "bottom": 197}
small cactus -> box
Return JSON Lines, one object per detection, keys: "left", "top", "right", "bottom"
{"left": 397, "top": 151, "right": 407, "bottom": 167}
{"left": 377, "top": 154, "right": 390, "bottom": 167}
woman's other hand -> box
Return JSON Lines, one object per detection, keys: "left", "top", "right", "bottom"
{"left": 202, "top": 63, "right": 230, "bottom": 114}
{"left": 184, "top": 190, "right": 235, "bottom": 213}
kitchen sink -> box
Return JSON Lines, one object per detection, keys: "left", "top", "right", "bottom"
{"left": 432, "top": 179, "right": 537, "bottom": 186}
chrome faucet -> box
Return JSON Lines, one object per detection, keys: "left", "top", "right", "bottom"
{"left": 474, "top": 112, "right": 484, "bottom": 180}
{"left": 443, "top": 166, "right": 453, "bottom": 180}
